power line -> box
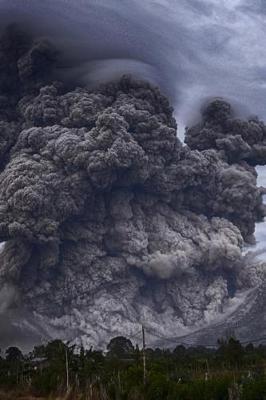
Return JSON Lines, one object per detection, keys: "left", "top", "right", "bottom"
{"left": 135, "top": 328, "right": 266, "bottom": 349}
{"left": 38, "top": 326, "right": 266, "bottom": 351}
{"left": 128, "top": 329, "right": 143, "bottom": 340}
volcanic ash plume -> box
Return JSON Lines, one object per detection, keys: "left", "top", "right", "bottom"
{"left": 0, "top": 27, "right": 265, "bottom": 346}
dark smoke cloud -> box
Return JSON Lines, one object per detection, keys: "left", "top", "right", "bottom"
{"left": 2, "top": 0, "right": 266, "bottom": 127}
{"left": 0, "top": 26, "right": 265, "bottom": 347}
{"left": 185, "top": 99, "right": 266, "bottom": 166}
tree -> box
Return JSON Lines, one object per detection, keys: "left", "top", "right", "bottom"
{"left": 5, "top": 346, "right": 24, "bottom": 386}
{"left": 44, "top": 339, "right": 68, "bottom": 361}
{"left": 107, "top": 336, "right": 134, "bottom": 359}
{"left": 217, "top": 337, "right": 243, "bottom": 367}
{"left": 173, "top": 344, "right": 186, "bottom": 358}
{"left": 5, "top": 347, "right": 23, "bottom": 362}
{"left": 245, "top": 343, "right": 254, "bottom": 353}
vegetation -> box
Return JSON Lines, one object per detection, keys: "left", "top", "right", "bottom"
{"left": 0, "top": 336, "right": 266, "bottom": 399}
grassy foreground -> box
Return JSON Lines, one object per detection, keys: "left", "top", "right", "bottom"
{"left": 1, "top": 336, "right": 266, "bottom": 399}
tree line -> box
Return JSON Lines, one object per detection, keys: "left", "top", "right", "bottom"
{"left": 1, "top": 335, "right": 266, "bottom": 399}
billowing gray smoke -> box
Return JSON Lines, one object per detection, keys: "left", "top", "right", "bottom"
{"left": 186, "top": 99, "right": 266, "bottom": 166}
{"left": 0, "top": 26, "right": 265, "bottom": 347}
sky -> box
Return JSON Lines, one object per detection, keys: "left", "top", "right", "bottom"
{"left": 0, "top": 0, "right": 266, "bottom": 128}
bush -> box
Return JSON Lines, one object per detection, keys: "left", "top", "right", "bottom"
{"left": 242, "top": 378, "right": 266, "bottom": 400}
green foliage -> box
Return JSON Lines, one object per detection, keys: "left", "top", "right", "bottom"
{"left": 31, "top": 368, "right": 60, "bottom": 396}
{"left": 5, "top": 347, "right": 23, "bottom": 362}
{"left": 1, "top": 336, "right": 266, "bottom": 399}
{"left": 170, "top": 378, "right": 230, "bottom": 400}
{"left": 217, "top": 337, "right": 244, "bottom": 367}
{"left": 146, "top": 372, "right": 172, "bottom": 400}
{"left": 242, "top": 378, "right": 266, "bottom": 400}
{"left": 107, "top": 336, "right": 134, "bottom": 359}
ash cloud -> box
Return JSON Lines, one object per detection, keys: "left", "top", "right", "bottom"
{"left": 0, "top": 25, "right": 265, "bottom": 347}
{"left": 0, "top": 283, "right": 18, "bottom": 313}
{"left": 185, "top": 99, "right": 266, "bottom": 165}
{"left": 2, "top": 0, "right": 266, "bottom": 125}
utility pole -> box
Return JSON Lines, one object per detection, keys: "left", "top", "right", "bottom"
{"left": 142, "top": 325, "right": 146, "bottom": 386}
{"left": 65, "top": 346, "right": 69, "bottom": 393}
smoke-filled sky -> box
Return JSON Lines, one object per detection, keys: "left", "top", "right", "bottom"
{"left": 0, "top": 0, "right": 266, "bottom": 349}
{"left": 0, "top": 0, "right": 266, "bottom": 126}
{"left": 1, "top": 0, "right": 266, "bottom": 250}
